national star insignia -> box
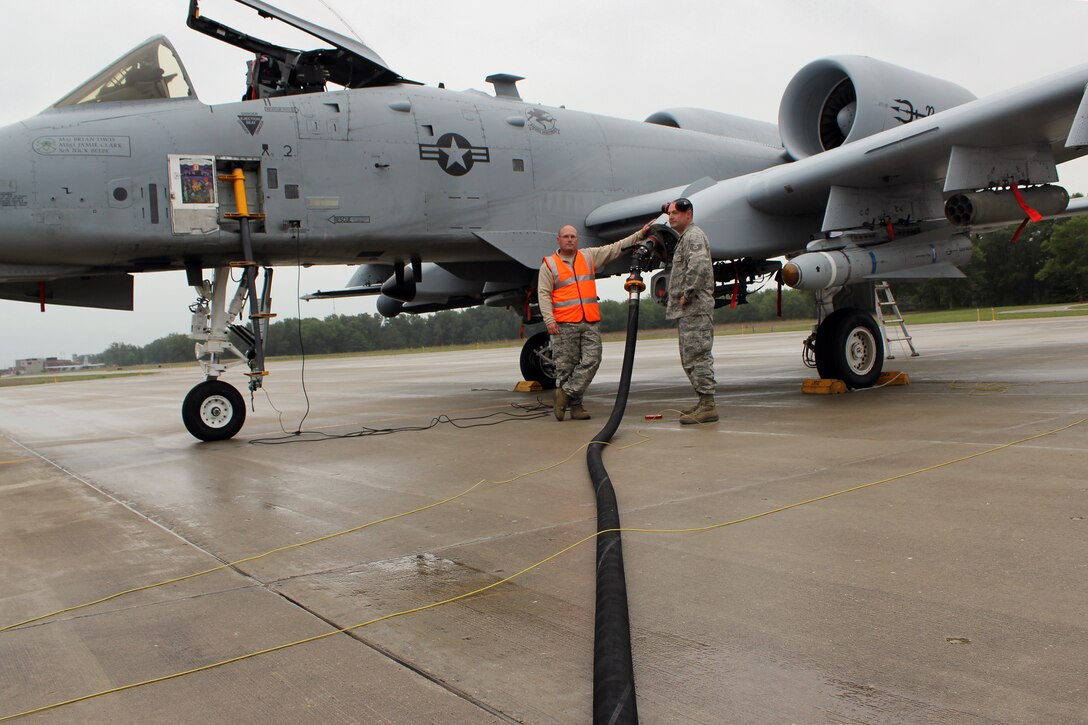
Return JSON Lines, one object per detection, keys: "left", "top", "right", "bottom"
{"left": 441, "top": 137, "right": 469, "bottom": 170}
{"left": 418, "top": 132, "right": 491, "bottom": 176}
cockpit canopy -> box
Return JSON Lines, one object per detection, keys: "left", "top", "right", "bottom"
{"left": 53, "top": 36, "right": 195, "bottom": 108}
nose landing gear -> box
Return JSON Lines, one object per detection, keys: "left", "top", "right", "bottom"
{"left": 182, "top": 379, "right": 246, "bottom": 441}
{"left": 182, "top": 262, "right": 267, "bottom": 441}
{"left": 181, "top": 168, "right": 271, "bottom": 442}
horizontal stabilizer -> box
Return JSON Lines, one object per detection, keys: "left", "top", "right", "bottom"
{"left": 300, "top": 285, "right": 383, "bottom": 301}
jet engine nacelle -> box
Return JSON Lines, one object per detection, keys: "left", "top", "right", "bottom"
{"left": 778, "top": 56, "right": 976, "bottom": 160}
{"left": 376, "top": 296, "right": 483, "bottom": 318}
{"left": 944, "top": 185, "right": 1069, "bottom": 227}
{"left": 376, "top": 263, "right": 485, "bottom": 317}
{"left": 781, "top": 236, "right": 974, "bottom": 291}
{"left": 346, "top": 263, "right": 396, "bottom": 288}
{"left": 376, "top": 296, "right": 405, "bottom": 318}
{"left": 379, "top": 263, "right": 484, "bottom": 304}
{"left": 644, "top": 108, "right": 781, "bottom": 147}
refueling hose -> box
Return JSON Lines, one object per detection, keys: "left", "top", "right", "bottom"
{"left": 588, "top": 242, "right": 654, "bottom": 724}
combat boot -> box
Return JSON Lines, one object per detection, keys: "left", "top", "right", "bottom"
{"left": 678, "top": 392, "right": 706, "bottom": 416}
{"left": 569, "top": 403, "right": 591, "bottom": 420}
{"left": 680, "top": 394, "right": 718, "bottom": 425}
{"left": 554, "top": 387, "right": 569, "bottom": 421}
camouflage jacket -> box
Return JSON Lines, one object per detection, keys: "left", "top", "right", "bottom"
{"left": 665, "top": 224, "right": 715, "bottom": 319}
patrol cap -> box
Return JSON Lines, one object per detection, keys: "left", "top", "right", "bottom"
{"left": 661, "top": 197, "right": 693, "bottom": 214}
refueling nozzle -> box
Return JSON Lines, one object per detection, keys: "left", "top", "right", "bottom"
{"left": 625, "top": 242, "right": 650, "bottom": 294}
{"left": 640, "top": 223, "right": 680, "bottom": 268}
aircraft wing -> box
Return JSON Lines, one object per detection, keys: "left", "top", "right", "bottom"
{"left": 472, "top": 231, "right": 562, "bottom": 269}
{"left": 665, "top": 63, "right": 1088, "bottom": 259}
{"left": 0, "top": 267, "right": 133, "bottom": 310}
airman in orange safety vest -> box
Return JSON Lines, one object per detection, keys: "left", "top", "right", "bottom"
{"left": 537, "top": 223, "right": 650, "bottom": 421}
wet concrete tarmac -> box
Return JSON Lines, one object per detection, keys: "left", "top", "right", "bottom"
{"left": 1, "top": 317, "right": 1086, "bottom": 723}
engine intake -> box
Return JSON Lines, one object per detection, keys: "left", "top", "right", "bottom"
{"left": 778, "top": 56, "right": 976, "bottom": 160}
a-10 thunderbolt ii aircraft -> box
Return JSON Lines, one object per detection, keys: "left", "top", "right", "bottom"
{"left": 2, "top": 0, "right": 1087, "bottom": 441}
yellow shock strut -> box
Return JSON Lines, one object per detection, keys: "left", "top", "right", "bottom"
{"left": 218, "top": 168, "right": 271, "bottom": 383}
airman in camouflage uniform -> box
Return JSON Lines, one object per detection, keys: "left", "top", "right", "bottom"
{"left": 664, "top": 198, "right": 719, "bottom": 424}
{"left": 538, "top": 224, "right": 648, "bottom": 420}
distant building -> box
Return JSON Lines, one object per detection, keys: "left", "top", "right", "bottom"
{"left": 14, "top": 356, "right": 101, "bottom": 374}
{"left": 15, "top": 358, "right": 48, "bottom": 374}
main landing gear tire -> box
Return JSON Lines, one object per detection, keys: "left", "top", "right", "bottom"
{"left": 519, "top": 331, "right": 557, "bottom": 389}
{"left": 182, "top": 380, "right": 246, "bottom": 441}
{"left": 814, "top": 308, "right": 884, "bottom": 389}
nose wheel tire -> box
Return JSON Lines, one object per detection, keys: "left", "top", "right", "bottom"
{"left": 814, "top": 308, "right": 883, "bottom": 388}
{"left": 182, "top": 380, "right": 246, "bottom": 441}
{"left": 519, "top": 331, "right": 557, "bottom": 389}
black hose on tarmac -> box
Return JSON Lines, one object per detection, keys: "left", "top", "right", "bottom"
{"left": 588, "top": 255, "right": 648, "bottom": 725}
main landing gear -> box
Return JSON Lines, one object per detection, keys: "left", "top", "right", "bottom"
{"left": 804, "top": 287, "right": 884, "bottom": 389}
{"left": 520, "top": 331, "right": 557, "bottom": 389}
{"left": 813, "top": 308, "right": 883, "bottom": 387}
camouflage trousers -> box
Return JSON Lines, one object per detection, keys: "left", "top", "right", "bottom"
{"left": 678, "top": 314, "right": 716, "bottom": 395}
{"left": 550, "top": 321, "right": 602, "bottom": 402}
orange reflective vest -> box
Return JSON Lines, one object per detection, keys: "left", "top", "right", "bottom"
{"left": 545, "top": 251, "right": 600, "bottom": 323}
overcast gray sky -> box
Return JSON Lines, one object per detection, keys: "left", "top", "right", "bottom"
{"left": 3, "top": 0, "right": 1088, "bottom": 367}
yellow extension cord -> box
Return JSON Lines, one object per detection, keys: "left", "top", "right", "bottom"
{"left": 2, "top": 414, "right": 1085, "bottom": 721}
{"left": 1, "top": 437, "right": 622, "bottom": 633}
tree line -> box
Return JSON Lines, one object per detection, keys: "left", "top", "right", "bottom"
{"left": 891, "top": 215, "right": 1088, "bottom": 310}
{"left": 90, "top": 289, "right": 817, "bottom": 367}
{"left": 89, "top": 214, "right": 1088, "bottom": 367}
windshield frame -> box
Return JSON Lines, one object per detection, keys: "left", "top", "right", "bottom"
{"left": 53, "top": 35, "right": 198, "bottom": 109}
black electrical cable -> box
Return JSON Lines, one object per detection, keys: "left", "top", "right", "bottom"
{"left": 246, "top": 398, "right": 552, "bottom": 444}
{"left": 292, "top": 227, "right": 313, "bottom": 431}
{"left": 588, "top": 247, "right": 652, "bottom": 725}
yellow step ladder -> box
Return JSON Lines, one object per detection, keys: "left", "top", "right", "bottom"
{"left": 874, "top": 281, "right": 919, "bottom": 359}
